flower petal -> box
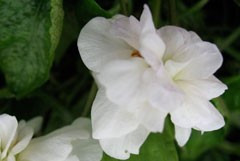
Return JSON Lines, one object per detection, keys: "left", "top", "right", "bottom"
{"left": 173, "top": 42, "right": 223, "bottom": 80}
{"left": 69, "top": 139, "right": 103, "bottom": 161}
{"left": 157, "top": 26, "right": 201, "bottom": 62}
{"left": 78, "top": 17, "right": 132, "bottom": 72}
{"left": 26, "top": 116, "right": 43, "bottom": 134}
{"left": 18, "top": 118, "right": 93, "bottom": 161}
{"left": 174, "top": 126, "right": 191, "bottom": 147}
{"left": 176, "top": 76, "right": 228, "bottom": 100}
{"left": 143, "top": 68, "right": 184, "bottom": 112}
{"left": 99, "top": 125, "right": 149, "bottom": 160}
{"left": 110, "top": 15, "right": 141, "bottom": 49}
{"left": 171, "top": 96, "right": 225, "bottom": 131}
{"left": 92, "top": 89, "right": 139, "bottom": 139}
{"left": 139, "top": 5, "right": 165, "bottom": 68}
{"left": 137, "top": 104, "right": 167, "bottom": 132}
{"left": 0, "top": 114, "right": 18, "bottom": 159}
{"left": 18, "top": 137, "right": 73, "bottom": 161}
{"left": 11, "top": 121, "right": 33, "bottom": 155}
{"left": 65, "top": 155, "right": 79, "bottom": 161}
{"left": 96, "top": 58, "right": 147, "bottom": 106}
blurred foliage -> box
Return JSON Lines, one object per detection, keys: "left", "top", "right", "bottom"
{"left": 0, "top": 0, "right": 239, "bottom": 161}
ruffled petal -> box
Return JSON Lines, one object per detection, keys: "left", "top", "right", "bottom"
{"left": 18, "top": 118, "right": 93, "bottom": 161}
{"left": 174, "top": 126, "right": 191, "bottom": 147}
{"left": 138, "top": 104, "right": 167, "bottom": 132}
{"left": 143, "top": 68, "right": 184, "bottom": 112}
{"left": 91, "top": 89, "right": 139, "bottom": 139}
{"left": 11, "top": 121, "right": 33, "bottom": 155}
{"left": 110, "top": 15, "right": 141, "bottom": 49}
{"left": 176, "top": 76, "right": 227, "bottom": 100}
{"left": 139, "top": 5, "right": 165, "bottom": 68}
{"left": 65, "top": 155, "right": 79, "bottom": 161}
{"left": 78, "top": 17, "right": 132, "bottom": 72}
{"left": 99, "top": 125, "right": 149, "bottom": 160}
{"left": 173, "top": 42, "right": 223, "bottom": 80}
{"left": 0, "top": 114, "right": 18, "bottom": 159}
{"left": 25, "top": 116, "right": 43, "bottom": 134}
{"left": 69, "top": 139, "right": 103, "bottom": 161}
{"left": 96, "top": 58, "right": 147, "bottom": 106}
{"left": 157, "top": 26, "right": 201, "bottom": 62}
{"left": 171, "top": 96, "right": 225, "bottom": 131}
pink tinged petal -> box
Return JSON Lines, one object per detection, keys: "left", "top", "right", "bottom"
{"left": 143, "top": 68, "right": 184, "bottom": 112}
{"left": 110, "top": 15, "right": 141, "bottom": 49}
{"left": 77, "top": 17, "right": 132, "bottom": 73}
{"left": 173, "top": 42, "right": 223, "bottom": 80}
{"left": 171, "top": 96, "right": 225, "bottom": 131}
{"left": 138, "top": 104, "right": 167, "bottom": 132}
{"left": 139, "top": 5, "right": 166, "bottom": 68}
{"left": 176, "top": 76, "right": 228, "bottom": 100}
{"left": 69, "top": 139, "right": 103, "bottom": 161}
{"left": 174, "top": 126, "right": 191, "bottom": 147}
{"left": 99, "top": 125, "right": 150, "bottom": 160}
{"left": 157, "top": 26, "right": 201, "bottom": 62}
{"left": 91, "top": 89, "right": 139, "bottom": 139}
{"left": 0, "top": 114, "right": 18, "bottom": 159}
{"left": 96, "top": 58, "right": 148, "bottom": 106}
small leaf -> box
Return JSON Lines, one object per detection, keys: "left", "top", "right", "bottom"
{"left": 0, "top": 0, "right": 64, "bottom": 97}
{"left": 102, "top": 119, "right": 179, "bottom": 161}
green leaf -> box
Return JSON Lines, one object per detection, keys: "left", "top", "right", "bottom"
{"left": 102, "top": 119, "right": 179, "bottom": 161}
{"left": 0, "top": 0, "right": 64, "bottom": 97}
{"left": 180, "top": 129, "right": 224, "bottom": 161}
{"left": 76, "top": 0, "right": 112, "bottom": 25}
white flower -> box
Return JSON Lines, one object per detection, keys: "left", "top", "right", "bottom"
{"left": 77, "top": 4, "right": 227, "bottom": 159}
{"left": 0, "top": 114, "right": 42, "bottom": 161}
{"left": 0, "top": 114, "right": 103, "bottom": 161}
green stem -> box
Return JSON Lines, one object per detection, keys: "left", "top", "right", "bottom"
{"left": 169, "top": 0, "right": 178, "bottom": 25}
{"left": 224, "top": 47, "right": 240, "bottom": 61}
{"left": 150, "top": 0, "right": 161, "bottom": 27}
{"left": 37, "top": 92, "right": 73, "bottom": 123}
{"left": 180, "top": 0, "right": 209, "bottom": 19}
{"left": 223, "top": 75, "right": 240, "bottom": 85}
{"left": 119, "top": 0, "right": 129, "bottom": 15}
{"left": 212, "top": 97, "right": 230, "bottom": 119}
{"left": 219, "top": 141, "right": 240, "bottom": 156}
{"left": 219, "top": 27, "right": 240, "bottom": 50}
{"left": 81, "top": 82, "right": 97, "bottom": 117}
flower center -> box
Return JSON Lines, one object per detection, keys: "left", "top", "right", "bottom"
{"left": 131, "top": 50, "right": 142, "bottom": 58}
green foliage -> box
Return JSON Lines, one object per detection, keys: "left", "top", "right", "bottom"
{"left": 0, "top": 0, "right": 63, "bottom": 97}
{"left": 0, "top": 0, "right": 240, "bottom": 160}
{"left": 180, "top": 129, "right": 225, "bottom": 161}
{"left": 76, "top": 0, "right": 112, "bottom": 25}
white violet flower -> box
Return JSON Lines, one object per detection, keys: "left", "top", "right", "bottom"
{"left": 77, "top": 5, "right": 227, "bottom": 160}
{"left": 0, "top": 114, "right": 103, "bottom": 161}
